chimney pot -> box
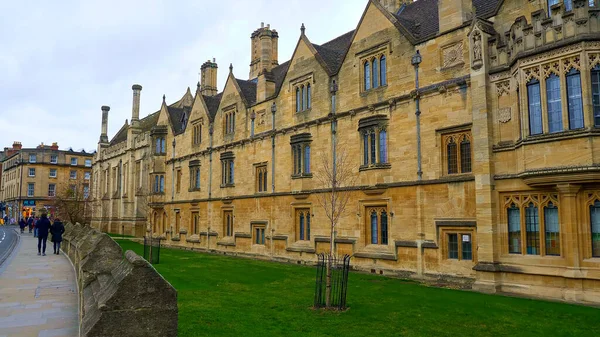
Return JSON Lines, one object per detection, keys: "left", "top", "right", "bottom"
{"left": 261, "top": 22, "right": 264, "bottom": 28}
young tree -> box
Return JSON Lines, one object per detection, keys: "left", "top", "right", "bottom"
{"left": 49, "top": 179, "right": 94, "bottom": 224}
{"left": 314, "top": 146, "right": 357, "bottom": 308}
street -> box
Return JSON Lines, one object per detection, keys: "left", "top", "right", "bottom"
{"left": 0, "top": 225, "right": 18, "bottom": 270}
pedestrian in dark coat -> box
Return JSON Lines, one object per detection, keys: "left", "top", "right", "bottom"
{"left": 19, "top": 218, "right": 26, "bottom": 233}
{"left": 36, "top": 210, "right": 51, "bottom": 256}
{"left": 27, "top": 217, "right": 33, "bottom": 233}
{"left": 50, "top": 219, "right": 65, "bottom": 255}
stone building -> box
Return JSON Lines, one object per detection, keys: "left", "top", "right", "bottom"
{"left": 0, "top": 141, "right": 94, "bottom": 220}
{"left": 92, "top": 0, "right": 600, "bottom": 303}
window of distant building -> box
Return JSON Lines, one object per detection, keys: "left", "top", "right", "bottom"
{"left": 48, "top": 184, "right": 56, "bottom": 197}
{"left": 358, "top": 116, "right": 389, "bottom": 169}
{"left": 50, "top": 155, "right": 58, "bottom": 164}
{"left": 29, "top": 154, "right": 36, "bottom": 163}
{"left": 291, "top": 133, "right": 312, "bottom": 178}
{"left": 366, "top": 206, "right": 388, "bottom": 245}
{"left": 255, "top": 163, "right": 268, "bottom": 193}
{"left": 295, "top": 208, "right": 311, "bottom": 241}
{"left": 220, "top": 152, "right": 235, "bottom": 187}
{"left": 70, "top": 170, "right": 77, "bottom": 179}
{"left": 49, "top": 169, "right": 57, "bottom": 178}
{"left": 28, "top": 168, "right": 35, "bottom": 177}
{"left": 192, "top": 121, "right": 202, "bottom": 146}
{"left": 223, "top": 210, "right": 234, "bottom": 237}
{"left": 253, "top": 223, "right": 266, "bottom": 245}
{"left": 85, "top": 159, "right": 92, "bottom": 167}
{"left": 27, "top": 183, "right": 35, "bottom": 197}
{"left": 71, "top": 158, "right": 78, "bottom": 166}
{"left": 442, "top": 131, "right": 472, "bottom": 175}
{"left": 189, "top": 160, "right": 200, "bottom": 191}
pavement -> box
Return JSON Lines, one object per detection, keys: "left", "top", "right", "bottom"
{"left": 0, "top": 227, "right": 78, "bottom": 337}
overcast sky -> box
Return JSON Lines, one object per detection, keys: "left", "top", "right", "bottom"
{"left": 0, "top": 0, "right": 367, "bottom": 152}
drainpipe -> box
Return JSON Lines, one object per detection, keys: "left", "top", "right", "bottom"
{"left": 330, "top": 80, "right": 338, "bottom": 253}
{"left": 207, "top": 124, "right": 214, "bottom": 250}
{"left": 270, "top": 102, "right": 277, "bottom": 193}
{"left": 411, "top": 50, "right": 423, "bottom": 181}
{"left": 171, "top": 139, "right": 176, "bottom": 201}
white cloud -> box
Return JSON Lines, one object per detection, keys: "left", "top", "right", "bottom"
{"left": 0, "top": 0, "right": 367, "bottom": 151}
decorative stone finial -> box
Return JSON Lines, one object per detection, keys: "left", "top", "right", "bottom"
{"left": 229, "top": 63, "right": 233, "bottom": 73}
{"left": 301, "top": 23, "right": 305, "bottom": 35}
{"left": 162, "top": 94, "right": 166, "bottom": 102}
{"left": 101, "top": 105, "right": 110, "bottom": 112}
{"left": 197, "top": 81, "right": 201, "bottom": 90}
{"left": 132, "top": 84, "right": 142, "bottom": 91}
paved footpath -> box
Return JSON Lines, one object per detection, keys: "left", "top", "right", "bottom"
{"left": 0, "top": 230, "right": 78, "bottom": 337}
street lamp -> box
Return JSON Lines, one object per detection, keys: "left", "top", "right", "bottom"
{"left": 411, "top": 50, "right": 423, "bottom": 181}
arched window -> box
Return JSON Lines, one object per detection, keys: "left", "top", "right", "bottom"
{"left": 370, "top": 210, "right": 378, "bottom": 244}
{"left": 296, "top": 87, "right": 301, "bottom": 112}
{"left": 591, "top": 65, "right": 600, "bottom": 126}
{"left": 379, "top": 130, "right": 387, "bottom": 163}
{"left": 525, "top": 202, "right": 540, "bottom": 255}
{"left": 590, "top": 200, "right": 600, "bottom": 257}
{"left": 307, "top": 84, "right": 311, "bottom": 109}
{"left": 544, "top": 202, "right": 560, "bottom": 256}
{"left": 372, "top": 58, "right": 379, "bottom": 88}
{"left": 299, "top": 212, "right": 305, "bottom": 241}
{"left": 304, "top": 145, "right": 311, "bottom": 173}
{"left": 546, "top": 74, "right": 562, "bottom": 133}
{"left": 380, "top": 55, "right": 387, "bottom": 86}
{"left": 460, "top": 136, "right": 471, "bottom": 173}
{"left": 364, "top": 61, "right": 371, "bottom": 90}
{"left": 507, "top": 203, "right": 521, "bottom": 254}
{"left": 566, "top": 68, "right": 583, "bottom": 129}
{"left": 302, "top": 86, "right": 307, "bottom": 111}
{"left": 527, "top": 79, "right": 543, "bottom": 135}
{"left": 381, "top": 211, "right": 388, "bottom": 245}
{"left": 447, "top": 138, "right": 458, "bottom": 174}
{"left": 363, "top": 132, "right": 369, "bottom": 165}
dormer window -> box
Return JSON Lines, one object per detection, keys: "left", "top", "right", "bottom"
{"left": 295, "top": 84, "right": 311, "bottom": 112}
{"left": 363, "top": 54, "right": 387, "bottom": 91}
{"left": 223, "top": 109, "right": 236, "bottom": 135}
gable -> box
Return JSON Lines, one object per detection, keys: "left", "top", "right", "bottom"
{"left": 353, "top": 1, "right": 397, "bottom": 42}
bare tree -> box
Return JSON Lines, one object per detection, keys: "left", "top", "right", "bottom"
{"left": 50, "top": 179, "right": 94, "bottom": 224}
{"left": 314, "top": 146, "right": 357, "bottom": 308}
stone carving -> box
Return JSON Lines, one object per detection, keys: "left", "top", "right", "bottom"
{"left": 542, "top": 61, "right": 560, "bottom": 78}
{"left": 472, "top": 30, "right": 482, "bottom": 69}
{"left": 498, "top": 107, "right": 512, "bottom": 123}
{"left": 496, "top": 81, "right": 511, "bottom": 97}
{"left": 524, "top": 66, "right": 541, "bottom": 82}
{"left": 563, "top": 56, "right": 581, "bottom": 72}
{"left": 589, "top": 53, "right": 600, "bottom": 69}
{"left": 62, "top": 223, "right": 178, "bottom": 337}
{"left": 442, "top": 42, "right": 464, "bottom": 68}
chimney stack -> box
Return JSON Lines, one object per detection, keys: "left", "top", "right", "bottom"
{"left": 249, "top": 23, "right": 279, "bottom": 80}
{"left": 50, "top": 142, "right": 59, "bottom": 151}
{"left": 131, "top": 84, "right": 142, "bottom": 125}
{"left": 12, "top": 141, "right": 22, "bottom": 150}
{"left": 200, "top": 59, "right": 218, "bottom": 97}
{"left": 100, "top": 105, "right": 110, "bottom": 143}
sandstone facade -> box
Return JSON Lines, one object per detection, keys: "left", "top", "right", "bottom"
{"left": 92, "top": 0, "right": 600, "bottom": 304}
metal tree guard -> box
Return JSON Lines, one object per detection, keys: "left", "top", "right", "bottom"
{"left": 143, "top": 236, "right": 161, "bottom": 264}
{"left": 314, "top": 253, "right": 351, "bottom": 310}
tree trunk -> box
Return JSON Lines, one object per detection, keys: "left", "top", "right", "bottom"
{"left": 325, "top": 220, "right": 335, "bottom": 307}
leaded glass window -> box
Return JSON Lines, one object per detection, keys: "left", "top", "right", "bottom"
{"left": 591, "top": 66, "right": 600, "bottom": 126}
{"left": 526, "top": 203, "right": 540, "bottom": 255}
{"left": 460, "top": 137, "right": 471, "bottom": 173}
{"left": 528, "top": 80, "right": 543, "bottom": 135}
{"left": 370, "top": 132, "right": 376, "bottom": 165}
{"left": 359, "top": 117, "right": 388, "bottom": 168}
{"left": 296, "top": 87, "right": 300, "bottom": 112}
{"left": 447, "top": 139, "right": 458, "bottom": 174}
{"left": 304, "top": 145, "right": 311, "bottom": 173}
{"left": 546, "top": 74, "right": 563, "bottom": 133}
{"left": 363, "top": 133, "right": 369, "bottom": 165}
{"left": 297, "top": 208, "right": 311, "bottom": 241}
{"left": 380, "top": 55, "right": 387, "bottom": 86}
{"left": 302, "top": 86, "right": 307, "bottom": 111}
{"left": 567, "top": 69, "right": 584, "bottom": 129}
{"left": 307, "top": 84, "right": 311, "bottom": 109}
{"left": 367, "top": 207, "right": 388, "bottom": 245}
{"left": 462, "top": 234, "right": 472, "bottom": 260}
{"left": 590, "top": 201, "right": 600, "bottom": 257}
{"left": 379, "top": 130, "right": 387, "bottom": 163}
{"left": 508, "top": 204, "right": 521, "bottom": 254}
{"left": 370, "top": 210, "right": 378, "bottom": 244}
{"left": 448, "top": 234, "right": 459, "bottom": 259}
{"left": 372, "top": 58, "right": 379, "bottom": 89}
{"left": 364, "top": 62, "right": 371, "bottom": 90}
{"left": 544, "top": 202, "right": 560, "bottom": 256}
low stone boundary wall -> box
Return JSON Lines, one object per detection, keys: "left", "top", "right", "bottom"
{"left": 62, "top": 223, "right": 178, "bottom": 337}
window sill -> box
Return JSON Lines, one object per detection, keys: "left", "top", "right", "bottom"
{"left": 443, "top": 172, "right": 472, "bottom": 178}
{"left": 295, "top": 108, "right": 312, "bottom": 114}
{"left": 360, "top": 85, "right": 388, "bottom": 97}
{"left": 188, "top": 188, "right": 201, "bottom": 192}
{"left": 359, "top": 163, "right": 391, "bottom": 172}
{"left": 220, "top": 184, "right": 235, "bottom": 188}
{"left": 291, "top": 173, "right": 313, "bottom": 179}
{"left": 154, "top": 153, "right": 166, "bottom": 156}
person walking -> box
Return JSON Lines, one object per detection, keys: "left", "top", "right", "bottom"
{"left": 19, "top": 218, "right": 26, "bottom": 233}
{"left": 50, "top": 218, "right": 65, "bottom": 255}
{"left": 33, "top": 216, "right": 39, "bottom": 237}
{"left": 27, "top": 216, "right": 34, "bottom": 233}
{"left": 36, "top": 210, "right": 51, "bottom": 256}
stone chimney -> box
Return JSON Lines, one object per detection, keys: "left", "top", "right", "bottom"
{"left": 249, "top": 23, "right": 279, "bottom": 80}
{"left": 50, "top": 142, "right": 59, "bottom": 151}
{"left": 201, "top": 58, "right": 218, "bottom": 97}
{"left": 100, "top": 106, "right": 110, "bottom": 143}
{"left": 12, "top": 141, "right": 22, "bottom": 150}
{"left": 131, "top": 84, "right": 142, "bottom": 125}
{"left": 438, "top": 0, "right": 472, "bottom": 34}
{"left": 378, "top": 0, "right": 412, "bottom": 14}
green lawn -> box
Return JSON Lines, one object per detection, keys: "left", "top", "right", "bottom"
{"left": 117, "top": 240, "right": 600, "bottom": 337}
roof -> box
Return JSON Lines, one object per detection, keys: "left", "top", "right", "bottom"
{"left": 271, "top": 60, "right": 290, "bottom": 96}
{"left": 394, "top": 0, "right": 502, "bottom": 42}
{"left": 167, "top": 106, "right": 190, "bottom": 136}
{"left": 109, "top": 122, "right": 129, "bottom": 146}
{"left": 203, "top": 93, "right": 223, "bottom": 121}
{"left": 312, "top": 30, "right": 355, "bottom": 74}
{"left": 139, "top": 111, "right": 160, "bottom": 133}
{"left": 235, "top": 78, "right": 257, "bottom": 106}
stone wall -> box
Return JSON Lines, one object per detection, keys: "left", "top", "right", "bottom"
{"left": 62, "top": 222, "right": 178, "bottom": 337}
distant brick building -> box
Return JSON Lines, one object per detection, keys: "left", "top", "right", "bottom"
{"left": 92, "top": 0, "right": 600, "bottom": 304}
{"left": 0, "top": 141, "right": 93, "bottom": 220}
